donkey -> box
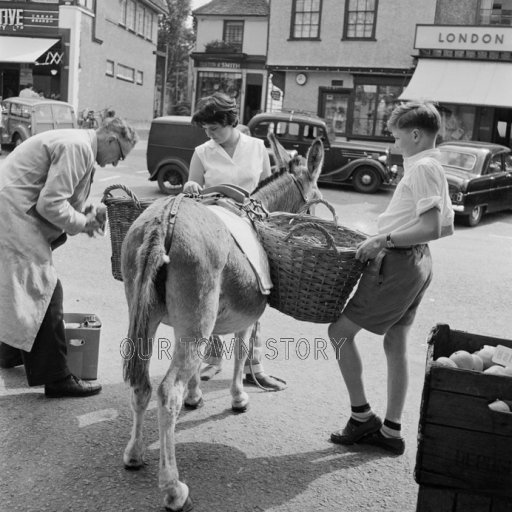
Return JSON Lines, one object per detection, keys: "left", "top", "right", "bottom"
{"left": 120, "top": 136, "right": 324, "bottom": 511}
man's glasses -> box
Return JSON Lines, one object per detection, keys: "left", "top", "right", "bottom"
{"left": 115, "top": 138, "right": 125, "bottom": 161}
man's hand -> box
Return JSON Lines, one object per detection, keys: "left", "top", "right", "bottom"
{"left": 183, "top": 181, "right": 202, "bottom": 195}
{"left": 83, "top": 204, "right": 107, "bottom": 237}
{"left": 355, "top": 234, "right": 386, "bottom": 263}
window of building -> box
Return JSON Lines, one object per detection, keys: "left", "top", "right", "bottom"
{"left": 479, "top": 0, "right": 512, "bottom": 25}
{"left": 343, "top": 0, "right": 378, "bottom": 40}
{"left": 77, "top": 0, "right": 95, "bottom": 11}
{"left": 137, "top": 6, "right": 145, "bottom": 35}
{"left": 290, "top": 0, "right": 322, "bottom": 40}
{"left": 126, "top": 0, "right": 136, "bottom": 31}
{"left": 438, "top": 104, "right": 475, "bottom": 143}
{"left": 106, "top": 59, "right": 114, "bottom": 76}
{"left": 117, "top": 64, "right": 135, "bottom": 82}
{"left": 196, "top": 72, "right": 242, "bottom": 107}
{"left": 120, "top": 0, "right": 126, "bottom": 25}
{"left": 145, "top": 12, "right": 154, "bottom": 40}
{"left": 136, "top": 70, "right": 143, "bottom": 85}
{"left": 352, "top": 82, "right": 401, "bottom": 138}
{"left": 320, "top": 90, "right": 350, "bottom": 140}
{"left": 223, "top": 21, "right": 244, "bottom": 51}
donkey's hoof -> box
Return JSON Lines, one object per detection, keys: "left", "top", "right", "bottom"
{"left": 184, "top": 397, "right": 204, "bottom": 410}
{"left": 231, "top": 401, "right": 249, "bottom": 414}
{"left": 124, "top": 459, "right": 145, "bottom": 470}
{"left": 164, "top": 494, "right": 194, "bottom": 511}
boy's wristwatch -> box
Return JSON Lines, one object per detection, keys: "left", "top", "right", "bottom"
{"left": 386, "top": 233, "right": 395, "bottom": 248}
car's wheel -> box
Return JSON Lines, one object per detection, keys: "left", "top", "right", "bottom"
{"left": 460, "top": 205, "right": 484, "bottom": 227}
{"left": 157, "top": 165, "right": 187, "bottom": 195}
{"left": 352, "top": 166, "right": 382, "bottom": 194}
{"left": 13, "top": 134, "right": 23, "bottom": 147}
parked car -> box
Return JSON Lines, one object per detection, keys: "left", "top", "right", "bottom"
{"left": 247, "top": 111, "right": 401, "bottom": 193}
{"left": 0, "top": 96, "right": 77, "bottom": 148}
{"left": 146, "top": 116, "right": 295, "bottom": 195}
{"left": 434, "top": 141, "right": 512, "bottom": 226}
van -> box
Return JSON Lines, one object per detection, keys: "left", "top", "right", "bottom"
{"left": 0, "top": 96, "right": 77, "bottom": 148}
{"left": 146, "top": 116, "right": 208, "bottom": 195}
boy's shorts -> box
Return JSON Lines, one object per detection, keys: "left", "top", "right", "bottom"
{"left": 343, "top": 245, "right": 432, "bottom": 335}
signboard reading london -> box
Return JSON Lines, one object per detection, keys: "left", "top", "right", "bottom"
{"left": 415, "top": 25, "right": 512, "bottom": 52}
{"left": 0, "top": 2, "right": 59, "bottom": 33}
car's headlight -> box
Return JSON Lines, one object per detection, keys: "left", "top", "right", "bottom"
{"left": 378, "top": 154, "right": 387, "bottom": 163}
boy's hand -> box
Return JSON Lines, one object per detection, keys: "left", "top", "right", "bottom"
{"left": 183, "top": 181, "right": 202, "bottom": 195}
{"left": 355, "top": 234, "right": 386, "bottom": 263}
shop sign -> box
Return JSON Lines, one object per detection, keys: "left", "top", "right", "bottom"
{"left": 199, "top": 61, "right": 241, "bottom": 69}
{"left": 271, "top": 90, "right": 281, "bottom": 101}
{"left": 415, "top": 25, "right": 512, "bottom": 52}
{"left": 0, "top": 2, "right": 59, "bottom": 33}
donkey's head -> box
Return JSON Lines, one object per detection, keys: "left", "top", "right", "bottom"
{"left": 252, "top": 133, "right": 323, "bottom": 213}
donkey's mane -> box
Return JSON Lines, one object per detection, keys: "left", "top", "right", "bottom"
{"left": 251, "top": 168, "right": 289, "bottom": 195}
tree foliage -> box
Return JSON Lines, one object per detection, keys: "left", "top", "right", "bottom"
{"left": 158, "top": 0, "right": 195, "bottom": 113}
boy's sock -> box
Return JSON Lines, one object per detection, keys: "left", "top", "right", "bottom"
{"left": 350, "top": 403, "right": 374, "bottom": 424}
{"left": 381, "top": 418, "right": 402, "bottom": 438}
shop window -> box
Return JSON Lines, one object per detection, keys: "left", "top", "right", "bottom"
{"left": 320, "top": 91, "right": 350, "bottom": 140}
{"left": 352, "top": 83, "right": 401, "bottom": 138}
{"left": 343, "top": 0, "right": 378, "bottom": 40}
{"left": 117, "top": 64, "right": 135, "bottom": 82}
{"left": 480, "top": 0, "right": 512, "bottom": 25}
{"left": 106, "top": 60, "right": 114, "bottom": 77}
{"left": 223, "top": 21, "right": 244, "bottom": 52}
{"left": 196, "top": 72, "right": 242, "bottom": 107}
{"left": 438, "top": 105, "right": 476, "bottom": 143}
{"left": 136, "top": 71, "right": 143, "bottom": 85}
{"left": 290, "top": 0, "right": 322, "bottom": 40}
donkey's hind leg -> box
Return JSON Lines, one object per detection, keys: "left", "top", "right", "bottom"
{"left": 123, "top": 313, "right": 162, "bottom": 469}
{"left": 231, "top": 327, "right": 251, "bottom": 412}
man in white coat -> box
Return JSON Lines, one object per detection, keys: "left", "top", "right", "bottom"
{"left": 0, "top": 116, "right": 138, "bottom": 397}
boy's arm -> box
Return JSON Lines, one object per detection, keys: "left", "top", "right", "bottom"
{"left": 355, "top": 208, "right": 441, "bottom": 263}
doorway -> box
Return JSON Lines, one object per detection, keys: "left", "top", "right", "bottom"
{"left": 495, "top": 108, "right": 512, "bottom": 147}
{"left": 244, "top": 73, "right": 263, "bottom": 124}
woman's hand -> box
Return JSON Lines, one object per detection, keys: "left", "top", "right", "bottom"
{"left": 183, "top": 181, "right": 203, "bottom": 195}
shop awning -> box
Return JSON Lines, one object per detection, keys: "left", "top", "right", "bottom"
{"left": 0, "top": 36, "right": 59, "bottom": 63}
{"left": 399, "top": 58, "right": 512, "bottom": 108}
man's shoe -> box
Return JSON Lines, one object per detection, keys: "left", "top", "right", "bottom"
{"left": 244, "top": 372, "right": 287, "bottom": 391}
{"left": 330, "top": 415, "right": 382, "bottom": 445}
{"left": 45, "top": 375, "right": 102, "bottom": 398}
{"left": 0, "top": 343, "right": 23, "bottom": 369}
{"left": 359, "top": 430, "right": 405, "bottom": 455}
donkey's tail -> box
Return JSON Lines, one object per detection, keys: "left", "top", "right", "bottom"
{"left": 123, "top": 199, "right": 177, "bottom": 387}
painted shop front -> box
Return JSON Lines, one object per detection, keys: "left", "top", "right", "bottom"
{"left": 401, "top": 25, "right": 512, "bottom": 147}
{"left": 0, "top": 2, "right": 68, "bottom": 101}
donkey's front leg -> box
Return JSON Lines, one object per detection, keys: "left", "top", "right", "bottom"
{"left": 231, "top": 327, "right": 251, "bottom": 412}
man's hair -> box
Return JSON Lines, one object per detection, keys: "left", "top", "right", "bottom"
{"left": 387, "top": 101, "right": 441, "bottom": 135}
{"left": 191, "top": 92, "right": 239, "bottom": 127}
{"left": 98, "top": 116, "right": 139, "bottom": 148}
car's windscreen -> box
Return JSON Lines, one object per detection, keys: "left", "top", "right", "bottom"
{"left": 437, "top": 150, "right": 478, "bottom": 173}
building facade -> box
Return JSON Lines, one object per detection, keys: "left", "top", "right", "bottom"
{"left": 266, "top": 0, "right": 437, "bottom": 143}
{"left": 401, "top": 0, "right": 512, "bottom": 147}
{"left": 0, "top": 0, "right": 166, "bottom": 124}
{"left": 190, "top": 0, "right": 269, "bottom": 124}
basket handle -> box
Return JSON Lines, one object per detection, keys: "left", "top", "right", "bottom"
{"left": 283, "top": 222, "right": 337, "bottom": 251}
{"left": 295, "top": 199, "right": 339, "bottom": 224}
{"left": 101, "top": 184, "right": 141, "bottom": 208}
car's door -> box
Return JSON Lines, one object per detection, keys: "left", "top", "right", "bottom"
{"left": 487, "top": 152, "right": 512, "bottom": 212}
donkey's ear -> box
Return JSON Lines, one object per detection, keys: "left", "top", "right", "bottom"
{"left": 306, "top": 137, "right": 324, "bottom": 181}
{"left": 267, "top": 130, "right": 292, "bottom": 172}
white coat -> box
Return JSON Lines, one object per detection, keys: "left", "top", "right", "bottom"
{"left": 0, "top": 129, "right": 97, "bottom": 351}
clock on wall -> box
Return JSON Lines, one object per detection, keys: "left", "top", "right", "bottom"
{"left": 295, "top": 73, "right": 307, "bottom": 86}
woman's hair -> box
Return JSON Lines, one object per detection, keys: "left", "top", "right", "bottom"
{"left": 387, "top": 101, "right": 441, "bottom": 135}
{"left": 191, "top": 92, "right": 239, "bottom": 127}
{"left": 98, "top": 116, "right": 139, "bottom": 148}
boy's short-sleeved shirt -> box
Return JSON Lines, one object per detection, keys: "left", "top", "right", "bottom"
{"left": 377, "top": 148, "right": 454, "bottom": 237}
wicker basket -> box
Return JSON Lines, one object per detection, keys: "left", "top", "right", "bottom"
{"left": 254, "top": 199, "right": 367, "bottom": 323}
{"left": 101, "top": 184, "right": 153, "bottom": 281}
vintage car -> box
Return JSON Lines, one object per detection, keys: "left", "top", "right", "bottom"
{"left": 147, "top": 116, "right": 295, "bottom": 195}
{"left": 435, "top": 141, "right": 512, "bottom": 226}
{"left": 0, "top": 96, "right": 77, "bottom": 148}
{"left": 247, "top": 111, "right": 400, "bottom": 194}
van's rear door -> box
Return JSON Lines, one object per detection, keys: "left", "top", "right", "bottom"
{"left": 52, "top": 104, "right": 76, "bottom": 129}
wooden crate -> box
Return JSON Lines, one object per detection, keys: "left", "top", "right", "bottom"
{"left": 417, "top": 485, "right": 512, "bottom": 512}
{"left": 415, "top": 324, "right": 512, "bottom": 497}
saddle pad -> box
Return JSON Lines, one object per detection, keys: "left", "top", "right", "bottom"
{"left": 207, "top": 205, "right": 272, "bottom": 295}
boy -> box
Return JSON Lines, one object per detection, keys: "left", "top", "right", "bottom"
{"left": 328, "top": 102, "right": 454, "bottom": 454}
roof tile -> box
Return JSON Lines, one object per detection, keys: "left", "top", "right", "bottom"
{"left": 193, "top": 0, "right": 269, "bottom": 16}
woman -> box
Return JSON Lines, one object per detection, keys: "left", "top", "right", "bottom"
{"left": 183, "top": 92, "right": 286, "bottom": 391}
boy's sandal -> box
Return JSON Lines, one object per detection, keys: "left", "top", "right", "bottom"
{"left": 330, "top": 415, "right": 382, "bottom": 445}
{"left": 359, "top": 430, "right": 405, "bottom": 455}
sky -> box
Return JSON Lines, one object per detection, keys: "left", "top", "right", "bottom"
{"left": 191, "top": 0, "right": 210, "bottom": 10}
